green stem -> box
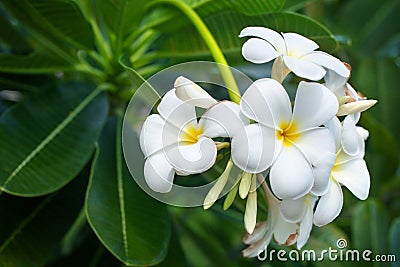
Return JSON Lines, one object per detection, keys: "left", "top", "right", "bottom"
{"left": 148, "top": 0, "right": 241, "bottom": 104}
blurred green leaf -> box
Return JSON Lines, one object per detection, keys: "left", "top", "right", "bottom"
{"left": 360, "top": 114, "right": 399, "bottom": 194}
{"left": 157, "top": 11, "right": 337, "bottom": 62}
{"left": 0, "top": 170, "right": 88, "bottom": 267}
{"left": 86, "top": 116, "right": 171, "bottom": 266}
{"left": 1, "top": 0, "right": 94, "bottom": 51}
{"left": 157, "top": 227, "right": 188, "bottom": 267}
{"left": 355, "top": 58, "right": 400, "bottom": 137}
{"left": 338, "top": 0, "right": 400, "bottom": 54}
{"left": 0, "top": 82, "right": 108, "bottom": 196}
{"left": 0, "top": 52, "right": 74, "bottom": 74}
{"left": 171, "top": 206, "right": 244, "bottom": 267}
{"left": 0, "top": 9, "right": 32, "bottom": 54}
{"left": 46, "top": 223, "right": 122, "bottom": 267}
{"left": 143, "top": 0, "right": 285, "bottom": 33}
{"left": 351, "top": 199, "right": 390, "bottom": 255}
{"left": 389, "top": 217, "right": 400, "bottom": 267}
{"left": 98, "top": 0, "right": 148, "bottom": 54}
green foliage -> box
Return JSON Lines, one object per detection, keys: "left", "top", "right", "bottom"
{"left": 0, "top": 0, "right": 398, "bottom": 266}
{"left": 0, "top": 82, "right": 108, "bottom": 196}
{"left": 86, "top": 117, "right": 171, "bottom": 265}
{"left": 0, "top": 171, "right": 88, "bottom": 267}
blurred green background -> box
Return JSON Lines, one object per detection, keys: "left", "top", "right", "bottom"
{"left": 0, "top": 0, "right": 399, "bottom": 266}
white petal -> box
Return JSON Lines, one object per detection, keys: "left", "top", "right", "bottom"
{"left": 314, "top": 180, "right": 343, "bottom": 226}
{"left": 295, "top": 127, "right": 336, "bottom": 164}
{"left": 200, "top": 101, "right": 249, "bottom": 138}
{"left": 144, "top": 152, "right": 175, "bottom": 193}
{"left": 157, "top": 89, "right": 197, "bottom": 128}
{"left": 231, "top": 124, "right": 278, "bottom": 173}
{"left": 311, "top": 153, "right": 336, "bottom": 196}
{"left": 240, "top": 78, "right": 292, "bottom": 128}
{"left": 279, "top": 197, "right": 307, "bottom": 223}
{"left": 341, "top": 115, "right": 360, "bottom": 156}
{"left": 292, "top": 81, "right": 338, "bottom": 131}
{"left": 140, "top": 114, "right": 166, "bottom": 157}
{"left": 292, "top": 128, "right": 335, "bottom": 196}
{"left": 242, "top": 38, "right": 279, "bottom": 63}
{"left": 270, "top": 145, "right": 314, "bottom": 199}
{"left": 239, "top": 27, "right": 286, "bottom": 53}
{"left": 303, "top": 51, "right": 350, "bottom": 78}
{"left": 324, "top": 70, "right": 347, "bottom": 97}
{"left": 283, "top": 32, "right": 319, "bottom": 56}
{"left": 297, "top": 196, "right": 317, "bottom": 249}
{"left": 165, "top": 136, "right": 216, "bottom": 174}
{"left": 273, "top": 215, "right": 299, "bottom": 246}
{"left": 325, "top": 117, "right": 342, "bottom": 151}
{"left": 242, "top": 230, "right": 272, "bottom": 258}
{"left": 346, "top": 84, "right": 361, "bottom": 124}
{"left": 243, "top": 221, "right": 268, "bottom": 245}
{"left": 356, "top": 126, "right": 369, "bottom": 140}
{"left": 333, "top": 158, "right": 370, "bottom": 200}
{"left": 174, "top": 76, "right": 217, "bottom": 109}
{"left": 283, "top": 56, "right": 326, "bottom": 80}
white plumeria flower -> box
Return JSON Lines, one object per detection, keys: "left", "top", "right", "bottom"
{"left": 231, "top": 78, "right": 338, "bottom": 199}
{"left": 314, "top": 117, "right": 370, "bottom": 227}
{"left": 279, "top": 193, "right": 318, "bottom": 249}
{"left": 140, "top": 77, "right": 248, "bottom": 193}
{"left": 242, "top": 178, "right": 299, "bottom": 258}
{"left": 239, "top": 27, "right": 350, "bottom": 81}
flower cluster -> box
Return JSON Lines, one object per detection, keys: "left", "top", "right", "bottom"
{"left": 139, "top": 27, "right": 377, "bottom": 255}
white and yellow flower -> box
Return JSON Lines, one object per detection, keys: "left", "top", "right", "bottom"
{"left": 239, "top": 27, "right": 350, "bottom": 81}
{"left": 140, "top": 77, "right": 248, "bottom": 193}
{"left": 231, "top": 78, "right": 338, "bottom": 199}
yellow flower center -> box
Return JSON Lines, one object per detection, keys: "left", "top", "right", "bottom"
{"left": 180, "top": 124, "right": 204, "bottom": 144}
{"left": 276, "top": 121, "right": 300, "bottom": 147}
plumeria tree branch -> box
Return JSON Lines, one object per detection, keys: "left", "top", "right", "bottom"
{"left": 147, "top": 0, "right": 241, "bottom": 104}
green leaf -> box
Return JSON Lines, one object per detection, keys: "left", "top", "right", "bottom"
{"left": 0, "top": 171, "right": 88, "bottom": 267}
{"left": 338, "top": 0, "right": 400, "bottom": 54}
{"left": 157, "top": 11, "right": 337, "bottom": 62}
{"left": 1, "top": 0, "right": 94, "bottom": 51}
{"left": 0, "top": 9, "right": 32, "bottom": 54}
{"left": 229, "top": 0, "right": 286, "bottom": 15}
{"left": 46, "top": 223, "right": 123, "bottom": 267}
{"left": 360, "top": 114, "right": 399, "bottom": 194}
{"left": 355, "top": 57, "right": 400, "bottom": 137}
{"left": 143, "top": 0, "right": 285, "bottom": 33}
{"left": 389, "top": 217, "right": 400, "bottom": 267}
{"left": 0, "top": 82, "right": 108, "bottom": 196}
{"left": 156, "top": 227, "right": 188, "bottom": 267}
{"left": 351, "top": 199, "right": 390, "bottom": 254}
{"left": 0, "top": 52, "right": 74, "bottom": 74}
{"left": 98, "top": 0, "right": 148, "bottom": 54}
{"left": 86, "top": 116, "right": 171, "bottom": 266}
